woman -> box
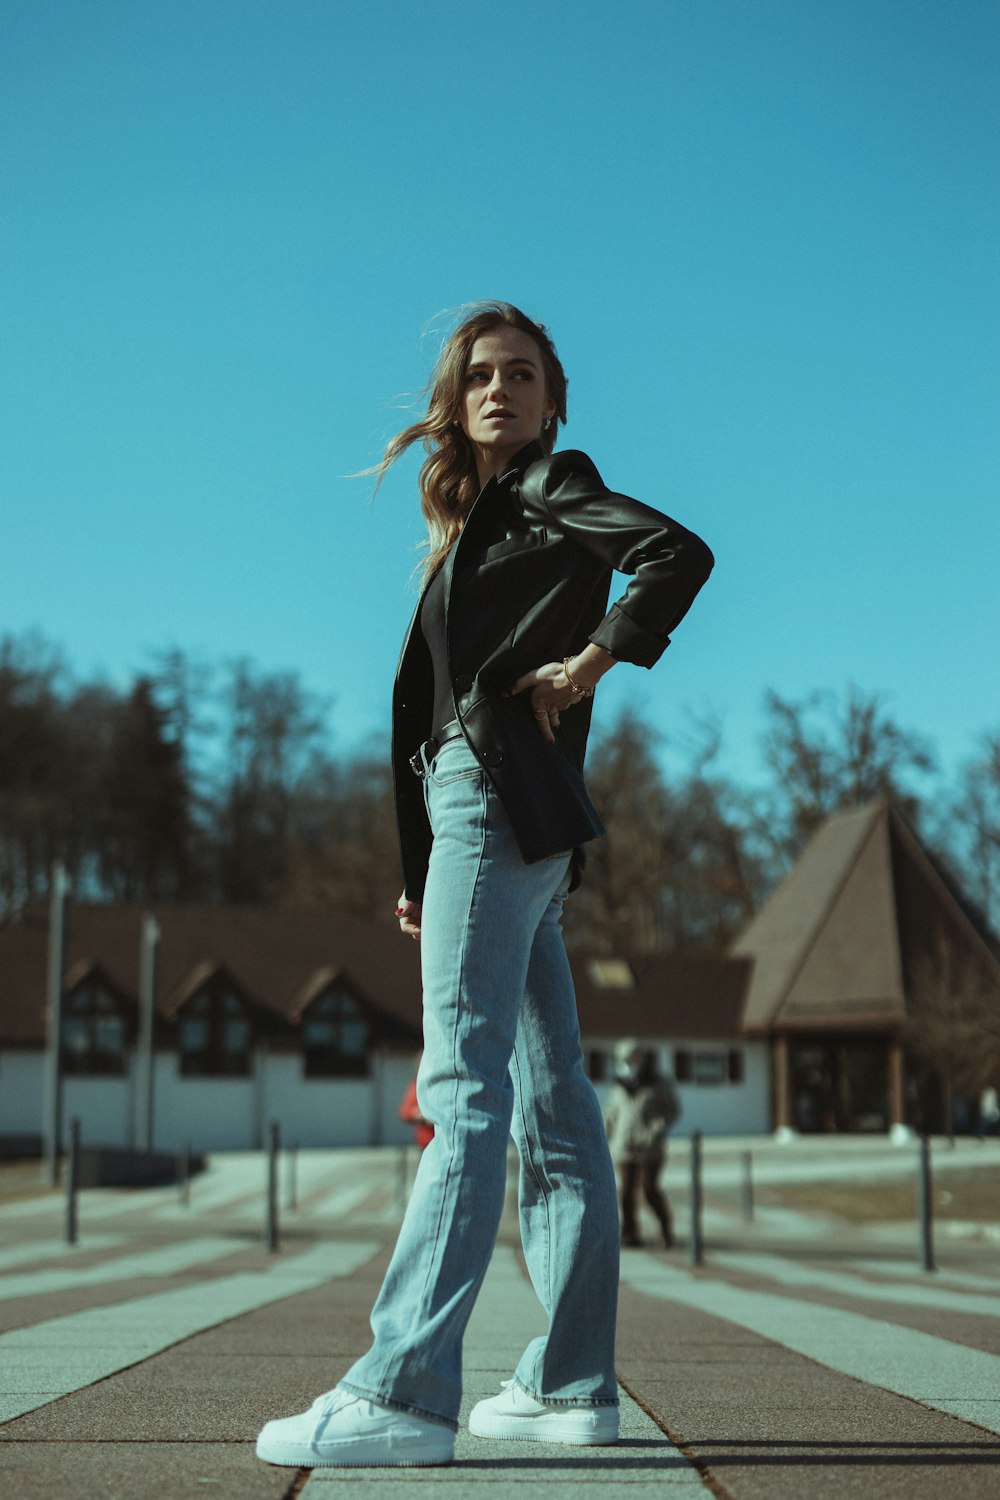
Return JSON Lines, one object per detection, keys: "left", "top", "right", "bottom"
{"left": 256, "top": 302, "right": 713, "bottom": 1469}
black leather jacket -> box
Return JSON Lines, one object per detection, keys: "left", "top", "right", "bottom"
{"left": 392, "top": 441, "right": 714, "bottom": 901}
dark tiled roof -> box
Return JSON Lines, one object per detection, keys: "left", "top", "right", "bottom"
{"left": 573, "top": 952, "right": 751, "bottom": 1039}
{"left": 0, "top": 905, "right": 425, "bottom": 1047}
{"left": 0, "top": 904, "right": 748, "bottom": 1046}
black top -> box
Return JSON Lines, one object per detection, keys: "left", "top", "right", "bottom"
{"left": 420, "top": 562, "right": 453, "bottom": 736}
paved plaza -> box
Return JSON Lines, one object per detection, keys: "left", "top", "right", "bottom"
{"left": 1, "top": 1136, "right": 999, "bottom": 1498}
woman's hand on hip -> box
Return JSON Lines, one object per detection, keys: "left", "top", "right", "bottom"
{"left": 510, "top": 662, "right": 581, "bottom": 745}
{"left": 395, "top": 893, "right": 422, "bottom": 941}
{"left": 510, "top": 647, "right": 616, "bottom": 745}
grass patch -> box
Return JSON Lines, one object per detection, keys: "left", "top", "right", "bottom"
{"left": 0, "top": 1160, "right": 57, "bottom": 1206}
{"left": 759, "top": 1167, "right": 1000, "bottom": 1224}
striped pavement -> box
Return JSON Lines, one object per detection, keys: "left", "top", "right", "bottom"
{"left": 0, "top": 1140, "right": 998, "bottom": 1498}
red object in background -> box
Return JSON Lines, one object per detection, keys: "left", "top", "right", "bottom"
{"left": 399, "top": 1077, "right": 434, "bottom": 1150}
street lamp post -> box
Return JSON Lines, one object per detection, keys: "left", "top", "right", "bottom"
{"left": 42, "top": 861, "right": 70, "bottom": 1186}
{"left": 134, "top": 914, "right": 160, "bottom": 1152}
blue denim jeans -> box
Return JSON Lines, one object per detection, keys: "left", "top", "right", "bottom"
{"left": 338, "top": 736, "right": 620, "bottom": 1430}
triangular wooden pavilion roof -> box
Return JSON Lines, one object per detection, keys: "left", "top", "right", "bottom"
{"left": 733, "top": 799, "right": 1000, "bottom": 1035}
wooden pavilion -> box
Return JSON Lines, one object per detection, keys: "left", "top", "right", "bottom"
{"left": 732, "top": 799, "right": 1000, "bottom": 1133}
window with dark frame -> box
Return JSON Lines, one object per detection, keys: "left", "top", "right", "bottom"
{"left": 302, "top": 985, "right": 371, "bottom": 1078}
{"left": 674, "top": 1047, "right": 745, "bottom": 1086}
{"left": 177, "top": 983, "right": 252, "bottom": 1077}
{"left": 692, "top": 1051, "right": 727, "bottom": 1085}
{"left": 61, "top": 982, "right": 127, "bottom": 1075}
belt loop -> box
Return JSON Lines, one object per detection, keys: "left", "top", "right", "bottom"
{"left": 409, "top": 737, "right": 437, "bottom": 779}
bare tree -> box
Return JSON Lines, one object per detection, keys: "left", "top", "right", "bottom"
{"left": 0, "top": 634, "right": 66, "bottom": 913}
{"left": 212, "top": 660, "right": 331, "bottom": 903}
{"left": 5, "top": 627, "right": 993, "bottom": 963}
{"left": 282, "top": 747, "right": 401, "bottom": 919}
{"left": 567, "top": 709, "right": 761, "bottom": 952}
{"left": 948, "top": 732, "right": 1000, "bottom": 932}
{"left": 568, "top": 709, "right": 672, "bottom": 952}
{"left": 0, "top": 635, "right": 115, "bottom": 911}
{"left": 750, "top": 685, "right": 935, "bottom": 871}
{"left": 902, "top": 936, "right": 1000, "bottom": 1133}
{"left": 99, "top": 677, "right": 193, "bottom": 901}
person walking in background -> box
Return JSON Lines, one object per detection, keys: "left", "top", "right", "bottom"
{"left": 977, "top": 1083, "right": 999, "bottom": 1141}
{"left": 605, "top": 1042, "right": 682, "bottom": 1248}
{"left": 256, "top": 301, "right": 713, "bottom": 1469}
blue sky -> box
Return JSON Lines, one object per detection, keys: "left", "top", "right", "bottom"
{"left": 2, "top": 0, "right": 997, "bottom": 791}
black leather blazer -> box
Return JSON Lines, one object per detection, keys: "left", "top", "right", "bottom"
{"left": 392, "top": 441, "right": 714, "bottom": 901}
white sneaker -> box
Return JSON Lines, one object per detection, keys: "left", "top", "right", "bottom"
{"left": 468, "top": 1379, "right": 619, "bottom": 1445}
{"left": 255, "top": 1388, "right": 455, "bottom": 1467}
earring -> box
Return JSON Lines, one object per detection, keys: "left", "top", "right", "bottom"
{"left": 543, "top": 417, "right": 552, "bottom": 431}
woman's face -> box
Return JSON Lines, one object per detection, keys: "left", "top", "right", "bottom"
{"left": 459, "top": 326, "right": 556, "bottom": 470}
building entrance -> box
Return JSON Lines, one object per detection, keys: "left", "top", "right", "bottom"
{"left": 789, "top": 1036, "right": 890, "bottom": 1133}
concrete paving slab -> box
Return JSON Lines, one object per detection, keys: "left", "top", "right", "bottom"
{"left": 926, "top": 1399, "right": 1000, "bottom": 1427}
{"left": 0, "top": 1241, "right": 380, "bottom": 1426}
{"left": 619, "top": 1252, "right": 1000, "bottom": 1434}
{"left": 0, "top": 1238, "right": 244, "bottom": 1303}
{"left": 0, "top": 1440, "right": 291, "bottom": 1500}
{"left": 712, "top": 1270, "right": 1000, "bottom": 1358}
{"left": 0, "top": 1329, "right": 172, "bottom": 1350}
{"left": 0, "top": 1235, "right": 125, "bottom": 1272}
{"left": 616, "top": 1284, "right": 1000, "bottom": 1500}
{"left": 854, "top": 1257, "right": 1000, "bottom": 1291}
{"left": 6, "top": 1386, "right": 314, "bottom": 1443}
{"left": 4, "top": 1143, "right": 1000, "bottom": 1499}
{"left": 3, "top": 1355, "right": 371, "bottom": 1443}
{"left": 631, "top": 1398, "right": 1000, "bottom": 1498}
{"left": 715, "top": 1249, "right": 1000, "bottom": 1318}
{"left": 1, "top": 1233, "right": 385, "bottom": 1445}
{"left": 0, "top": 1397, "right": 61, "bottom": 1423}
{"left": 0, "top": 1276, "right": 197, "bottom": 1336}
{"left": 0, "top": 1355, "right": 145, "bottom": 1393}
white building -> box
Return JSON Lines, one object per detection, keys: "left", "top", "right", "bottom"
{"left": 0, "top": 904, "right": 766, "bottom": 1155}
{"left": 5, "top": 800, "right": 991, "bottom": 1157}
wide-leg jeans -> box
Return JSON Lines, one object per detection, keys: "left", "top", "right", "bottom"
{"left": 338, "top": 736, "right": 620, "bottom": 1430}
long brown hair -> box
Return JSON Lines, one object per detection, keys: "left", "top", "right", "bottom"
{"left": 372, "top": 302, "right": 568, "bottom": 580}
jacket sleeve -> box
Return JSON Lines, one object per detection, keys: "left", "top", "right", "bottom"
{"left": 532, "top": 450, "right": 714, "bottom": 668}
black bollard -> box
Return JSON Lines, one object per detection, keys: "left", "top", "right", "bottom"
{"left": 177, "top": 1139, "right": 191, "bottom": 1206}
{"left": 266, "top": 1121, "right": 280, "bottom": 1252}
{"left": 918, "top": 1133, "right": 935, "bottom": 1273}
{"left": 689, "top": 1131, "right": 704, "bottom": 1267}
{"left": 65, "top": 1117, "right": 80, "bottom": 1246}
{"left": 741, "top": 1149, "right": 754, "bottom": 1222}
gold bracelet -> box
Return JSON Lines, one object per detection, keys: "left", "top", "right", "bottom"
{"left": 562, "top": 657, "right": 595, "bottom": 697}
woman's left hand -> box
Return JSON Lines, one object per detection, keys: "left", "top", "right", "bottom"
{"left": 509, "top": 662, "right": 581, "bottom": 745}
